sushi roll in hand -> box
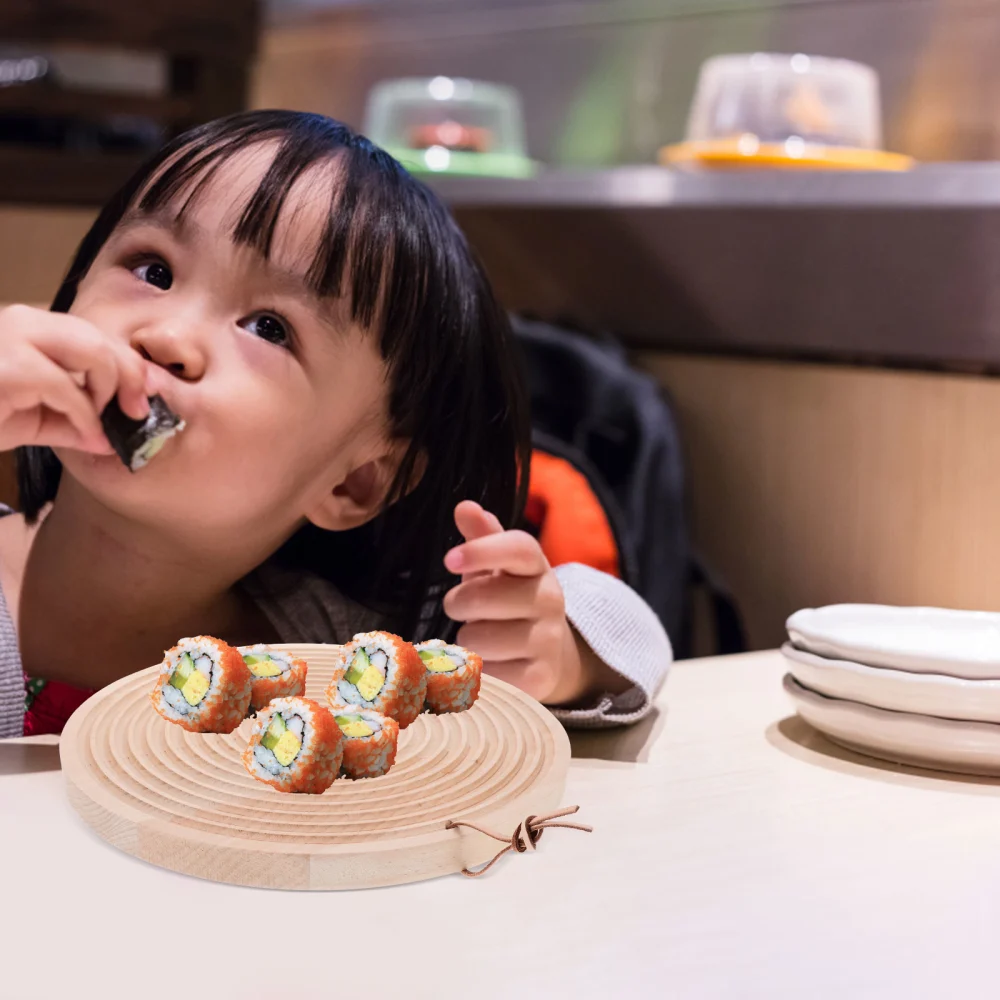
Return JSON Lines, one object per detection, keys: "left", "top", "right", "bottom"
{"left": 326, "top": 631, "right": 427, "bottom": 729}
{"left": 242, "top": 697, "right": 343, "bottom": 794}
{"left": 101, "top": 395, "right": 185, "bottom": 472}
{"left": 238, "top": 643, "right": 307, "bottom": 711}
{"left": 414, "top": 640, "right": 483, "bottom": 714}
{"left": 150, "top": 636, "right": 252, "bottom": 733}
{"left": 333, "top": 707, "right": 399, "bottom": 780}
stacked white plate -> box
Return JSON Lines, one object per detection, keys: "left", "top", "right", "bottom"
{"left": 782, "top": 604, "right": 1000, "bottom": 775}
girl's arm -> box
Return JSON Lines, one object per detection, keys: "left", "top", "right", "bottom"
{"left": 444, "top": 502, "right": 671, "bottom": 728}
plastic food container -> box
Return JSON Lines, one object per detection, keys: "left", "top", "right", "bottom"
{"left": 363, "top": 76, "right": 536, "bottom": 178}
{"left": 661, "top": 53, "right": 913, "bottom": 171}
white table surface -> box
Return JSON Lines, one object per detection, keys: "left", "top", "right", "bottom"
{"left": 4, "top": 650, "right": 1000, "bottom": 999}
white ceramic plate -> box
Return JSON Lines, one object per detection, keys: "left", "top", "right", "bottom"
{"left": 783, "top": 674, "right": 1000, "bottom": 775}
{"left": 781, "top": 643, "right": 1000, "bottom": 723}
{"left": 786, "top": 604, "right": 1000, "bottom": 679}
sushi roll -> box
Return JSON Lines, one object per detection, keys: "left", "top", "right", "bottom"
{"left": 101, "top": 395, "right": 185, "bottom": 472}
{"left": 414, "top": 640, "right": 483, "bottom": 714}
{"left": 333, "top": 707, "right": 399, "bottom": 780}
{"left": 242, "top": 697, "right": 343, "bottom": 794}
{"left": 150, "top": 636, "right": 252, "bottom": 733}
{"left": 238, "top": 643, "right": 308, "bottom": 711}
{"left": 325, "top": 631, "right": 427, "bottom": 729}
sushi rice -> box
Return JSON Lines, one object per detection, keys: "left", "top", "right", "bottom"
{"left": 238, "top": 643, "right": 308, "bottom": 710}
{"left": 242, "top": 696, "right": 343, "bottom": 794}
{"left": 333, "top": 705, "right": 400, "bottom": 779}
{"left": 414, "top": 639, "right": 483, "bottom": 714}
{"left": 326, "top": 631, "right": 427, "bottom": 728}
{"left": 150, "top": 636, "right": 251, "bottom": 733}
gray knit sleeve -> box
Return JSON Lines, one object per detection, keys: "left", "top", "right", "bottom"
{"left": 0, "top": 605, "right": 24, "bottom": 738}
{"left": 548, "top": 563, "right": 671, "bottom": 729}
{"left": 0, "top": 507, "right": 25, "bottom": 738}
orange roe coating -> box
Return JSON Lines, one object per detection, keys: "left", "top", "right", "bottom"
{"left": 248, "top": 655, "right": 307, "bottom": 711}
{"left": 241, "top": 696, "right": 343, "bottom": 794}
{"left": 150, "top": 636, "right": 252, "bottom": 734}
{"left": 425, "top": 649, "right": 483, "bottom": 714}
{"left": 325, "top": 632, "right": 428, "bottom": 729}
{"left": 339, "top": 711, "right": 400, "bottom": 779}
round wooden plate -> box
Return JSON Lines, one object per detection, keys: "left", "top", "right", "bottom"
{"left": 60, "top": 644, "right": 571, "bottom": 890}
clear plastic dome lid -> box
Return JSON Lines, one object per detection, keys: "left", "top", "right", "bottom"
{"left": 363, "top": 77, "right": 535, "bottom": 177}
{"left": 685, "top": 53, "right": 883, "bottom": 150}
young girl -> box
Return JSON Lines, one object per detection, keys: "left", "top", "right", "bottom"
{"left": 0, "top": 110, "right": 670, "bottom": 739}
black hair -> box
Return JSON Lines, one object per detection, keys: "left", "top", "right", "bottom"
{"left": 16, "top": 109, "right": 530, "bottom": 640}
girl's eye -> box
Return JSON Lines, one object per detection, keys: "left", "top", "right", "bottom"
{"left": 132, "top": 260, "right": 173, "bottom": 290}
{"left": 242, "top": 313, "right": 290, "bottom": 348}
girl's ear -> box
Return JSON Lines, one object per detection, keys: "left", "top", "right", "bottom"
{"left": 305, "top": 442, "right": 426, "bottom": 531}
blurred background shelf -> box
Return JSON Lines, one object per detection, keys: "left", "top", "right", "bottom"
{"left": 426, "top": 165, "right": 1000, "bottom": 373}
{"left": 0, "top": 0, "right": 259, "bottom": 206}
{"left": 430, "top": 164, "right": 1000, "bottom": 207}
{"left": 0, "top": 148, "right": 145, "bottom": 206}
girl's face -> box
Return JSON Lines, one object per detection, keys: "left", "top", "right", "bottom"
{"left": 58, "top": 147, "right": 394, "bottom": 552}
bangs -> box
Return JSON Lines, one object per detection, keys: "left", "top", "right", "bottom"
{"left": 131, "top": 111, "right": 412, "bottom": 336}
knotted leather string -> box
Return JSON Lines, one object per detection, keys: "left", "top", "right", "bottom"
{"left": 445, "top": 806, "right": 592, "bottom": 877}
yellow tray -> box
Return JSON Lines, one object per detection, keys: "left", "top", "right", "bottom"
{"left": 661, "top": 139, "right": 914, "bottom": 172}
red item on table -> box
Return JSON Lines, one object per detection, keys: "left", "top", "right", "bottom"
{"left": 23, "top": 673, "right": 95, "bottom": 736}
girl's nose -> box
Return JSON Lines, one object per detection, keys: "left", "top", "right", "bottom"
{"left": 131, "top": 324, "right": 207, "bottom": 381}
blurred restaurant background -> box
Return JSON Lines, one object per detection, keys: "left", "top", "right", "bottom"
{"left": 3, "top": 0, "right": 1000, "bottom": 655}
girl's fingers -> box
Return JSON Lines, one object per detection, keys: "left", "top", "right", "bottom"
{"left": 478, "top": 659, "right": 553, "bottom": 702}
{"left": 454, "top": 500, "right": 503, "bottom": 542}
{"left": 445, "top": 529, "right": 548, "bottom": 578}
{"left": 28, "top": 318, "right": 149, "bottom": 419}
{"left": 451, "top": 501, "right": 507, "bottom": 584}
{"left": 3, "top": 352, "right": 108, "bottom": 451}
{"left": 32, "top": 412, "right": 113, "bottom": 453}
{"left": 444, "top": 572, "right": 563, "bottom": 623}
{"left": 455, "top": 619, "right": 536, "bottom": 661}
{"left": 30, "top": 356, "right": 111, "bottom": 450}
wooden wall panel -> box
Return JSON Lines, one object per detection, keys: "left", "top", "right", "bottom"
{"left": 0, "top": 207, "right": 96, "bottom": 304}
{"left": 642, "top": 353, "right": 1000, "bottom": 651}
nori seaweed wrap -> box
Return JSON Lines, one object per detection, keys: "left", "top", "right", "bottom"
{"left": 100, "top": 395, "right": 185, "bottom": 472}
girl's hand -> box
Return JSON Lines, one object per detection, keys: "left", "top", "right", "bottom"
{"left": 443, "top": 500, "right": 628, "bottom": 705}
{"left": 0, "top": 304, "right": 149, "bottom": 455}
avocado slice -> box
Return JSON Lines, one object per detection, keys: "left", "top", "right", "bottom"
{"left": 335, "top": 712, "right": 375, "bottom": 737}
{"left": 335, "top": 714, "right": 364, "bottom": 726}
{"left": 243, "top": 653, "right": 269, "bottom": 666}
{"left": 168, "top": 651, "right": 196, "bottom": 689}
{"left": 260, "top": 713, "right": 287, "bottom": 751}
{"left": 417, "top": 649, "right": 437, "bottom": 662}
{"left": 345, "top": 647, "right": 371, "bottom": 686}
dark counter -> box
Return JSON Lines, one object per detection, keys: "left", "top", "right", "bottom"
{"left": 431, "top": 166, "right": 1000, "bottom": 371}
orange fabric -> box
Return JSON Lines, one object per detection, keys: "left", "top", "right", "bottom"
{"left": 525, "top": 450, "right": 621, "bottom": 578}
